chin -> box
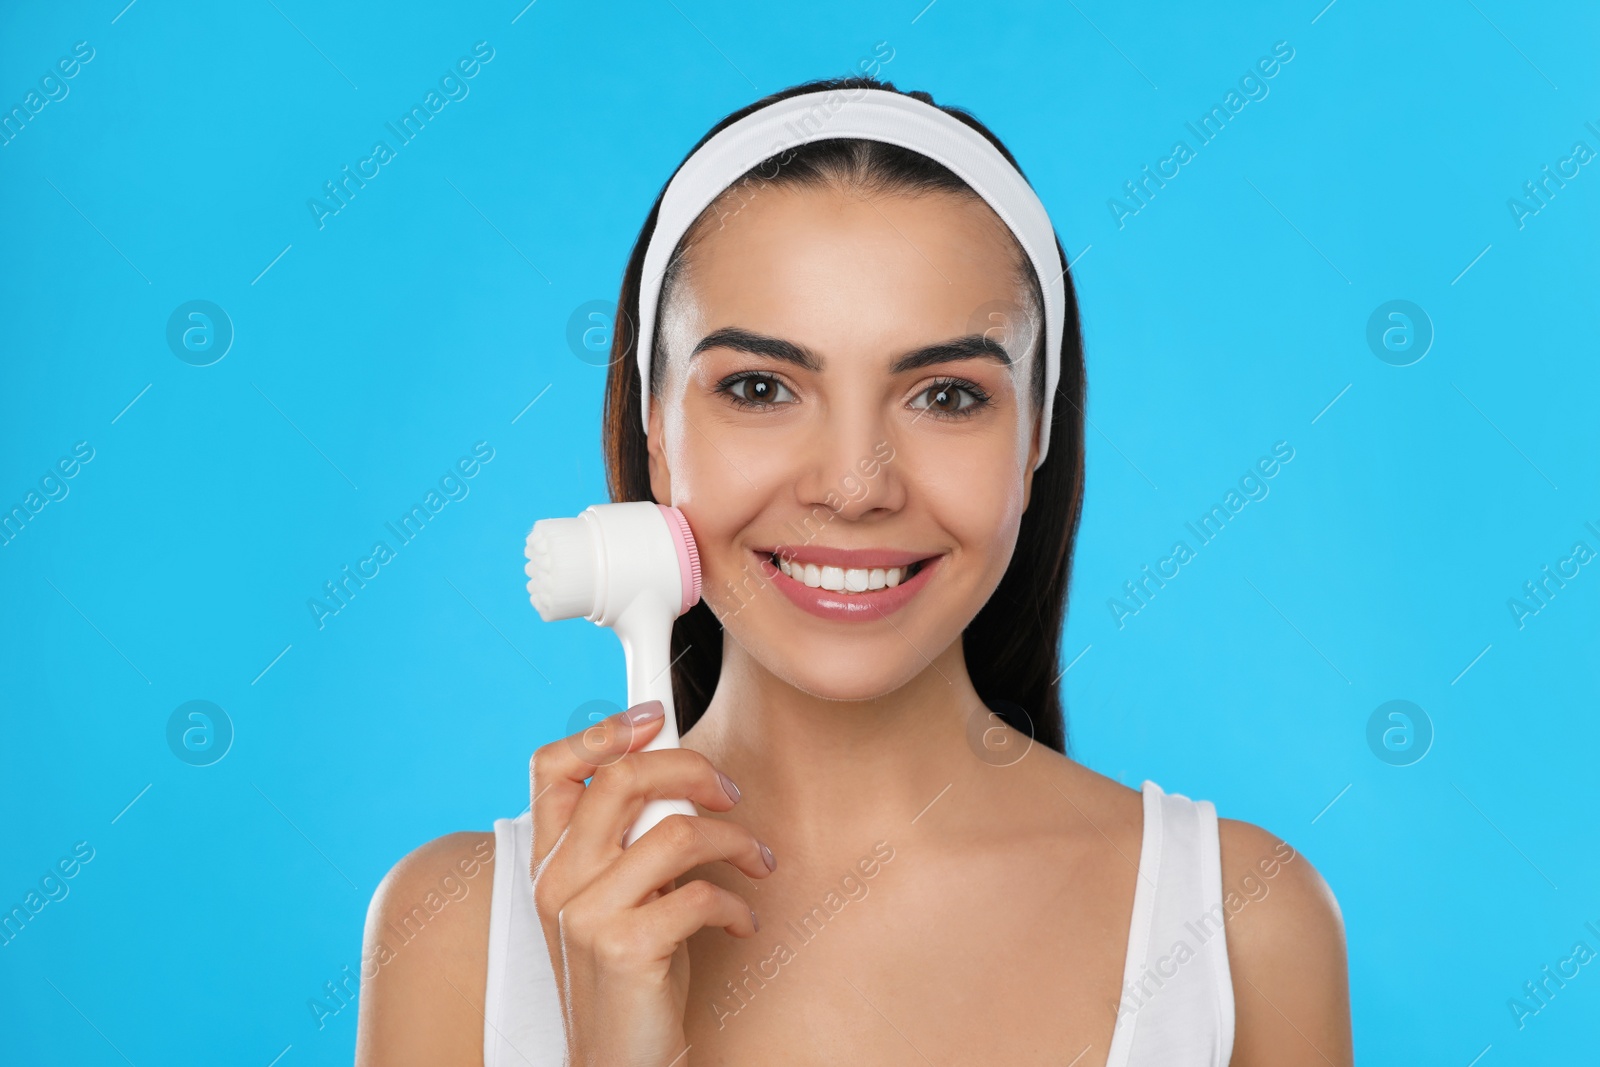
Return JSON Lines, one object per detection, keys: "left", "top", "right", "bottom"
{"left": 743, "top": 630, "right": 940, "bottom": 702}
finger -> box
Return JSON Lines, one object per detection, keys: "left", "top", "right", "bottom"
{"left": 565, "top": 748, "right": 744, "bottom": 864}
{"left": 530, "top": 701, "right": 667, "bottom": 868}
{"left": 614, "top": 878, "right": 760, "bottom": 960}
{"left": 586, "top": 813, "right": 774, "bottom": 914}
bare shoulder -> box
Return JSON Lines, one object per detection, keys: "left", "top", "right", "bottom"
{"left": 1216, "top": 818, "right": 1353, "bottom": 1067}
{"left": 1016, "top": 744, "right": 1144, "bottom": 852}
{"left": 354, "top": 830, "right": 498, "bottom": 1067}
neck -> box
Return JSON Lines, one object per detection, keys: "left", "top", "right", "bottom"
{"left": 685, "top": 634, "right": 994, "bottom": 851}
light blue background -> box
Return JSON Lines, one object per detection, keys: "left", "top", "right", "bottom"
{"left": 2, "top": 0, "right": 1596, "bottom": 1063}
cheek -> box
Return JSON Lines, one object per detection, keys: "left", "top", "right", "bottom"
{"left": 920, "top": 439, "right": 1028, "bottom": 577}
{"left": 925, "top": 423, "right": 1026, "bottom": 507}
{"left": 959, "top": 483, "right": 1026, "bottom": 563}
{"left": 663, "top": 419, "right": 771, "bottom": 601}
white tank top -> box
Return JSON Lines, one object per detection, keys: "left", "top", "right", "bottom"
{"left": 484, "top": 779, "right": 1235, "bottom": 1065}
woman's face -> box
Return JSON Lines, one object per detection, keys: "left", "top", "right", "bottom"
{"left": 648, "top": 183, "right": 1041, "bottom": 701}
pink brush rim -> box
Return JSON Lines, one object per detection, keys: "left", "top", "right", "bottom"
{"left": 657, "top": 504, "right": 702, "bottom": 614}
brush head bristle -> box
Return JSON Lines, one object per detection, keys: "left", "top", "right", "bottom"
{"left": 684, "top": 530, "right": 702, "bottom": 600}
{"left": 524, "top": 517, "right": 598, "bottom": 622}
{"left": 658, "top": 505, "right": 702, "bottom": 610}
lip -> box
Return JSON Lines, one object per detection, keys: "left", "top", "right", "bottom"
{"left": 753, "top": 548, "right": 942, "bottom": 622}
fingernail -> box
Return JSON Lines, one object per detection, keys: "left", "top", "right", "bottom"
{"left": 750, "top": 908, "right": 760, "bottom": 932}
{"left": 758, "top": 840, "right": 776, "bottom": 872}
{"left": 627, "top": 700, "right": 665, "bottom": 724}
{"left": 718, "top": 770, "right": 741, "bottom": 804}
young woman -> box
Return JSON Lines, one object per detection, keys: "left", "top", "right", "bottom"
{"left": 355, "top": 78, "right": 1353, "bottom": 1066}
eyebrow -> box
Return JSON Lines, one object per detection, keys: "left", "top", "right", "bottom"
{"left": 689, "top": 326, "right": 1013, "bottom": 374}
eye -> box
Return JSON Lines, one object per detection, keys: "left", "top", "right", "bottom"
{"left": 719, "top": 371, "right": 796, "bottom": 409}
{"left": 910, "top": 378, "right": 991, "bottom": 419}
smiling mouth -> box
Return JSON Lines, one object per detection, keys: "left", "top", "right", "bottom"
{"left": 766, "top": 552, "right": 931, "bottom": 594}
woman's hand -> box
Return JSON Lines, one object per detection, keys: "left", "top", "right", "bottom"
{"left": 530, "top": 699, "right": 777, "bottom": 1067}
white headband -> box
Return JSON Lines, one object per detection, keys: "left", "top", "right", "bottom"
{"left": 636, "top": 88, "right": 1065, "bottom": 471}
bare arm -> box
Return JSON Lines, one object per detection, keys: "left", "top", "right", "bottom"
{"left": 1219, "top": 818, "right": 1354, "bottom": 1067}
{"left": 354, "top": 831, "right": 495, "bottom": 1067}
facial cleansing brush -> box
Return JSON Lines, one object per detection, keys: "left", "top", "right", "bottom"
{"left": 524, "top": 501, "right": 703, "bottom": 848}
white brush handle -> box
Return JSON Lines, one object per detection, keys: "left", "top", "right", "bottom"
{"left": 617, "top": 599, "right": 698, "bottom": 848}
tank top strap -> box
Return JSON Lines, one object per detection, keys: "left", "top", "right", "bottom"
{"left": 484, "top": 809, "right": 565, "bottom": 1065}
{"left": 1105, "top": 780, "right": 1236, "bottom": 1067}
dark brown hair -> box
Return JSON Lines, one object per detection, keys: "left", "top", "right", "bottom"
{"left": 601, "top": 76, "right": 1087, "bottom": 756}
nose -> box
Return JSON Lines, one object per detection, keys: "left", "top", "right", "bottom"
{"left": 791, "top": 401, "right": 903, "bottom": 522}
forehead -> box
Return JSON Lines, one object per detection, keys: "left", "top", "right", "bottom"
{"left": 673, "top": 184, "right": 1029, "bottom": 352}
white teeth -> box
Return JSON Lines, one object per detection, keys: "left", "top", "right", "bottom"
{"left": 773, "top": 554, "right": 913, "bottom": 593}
